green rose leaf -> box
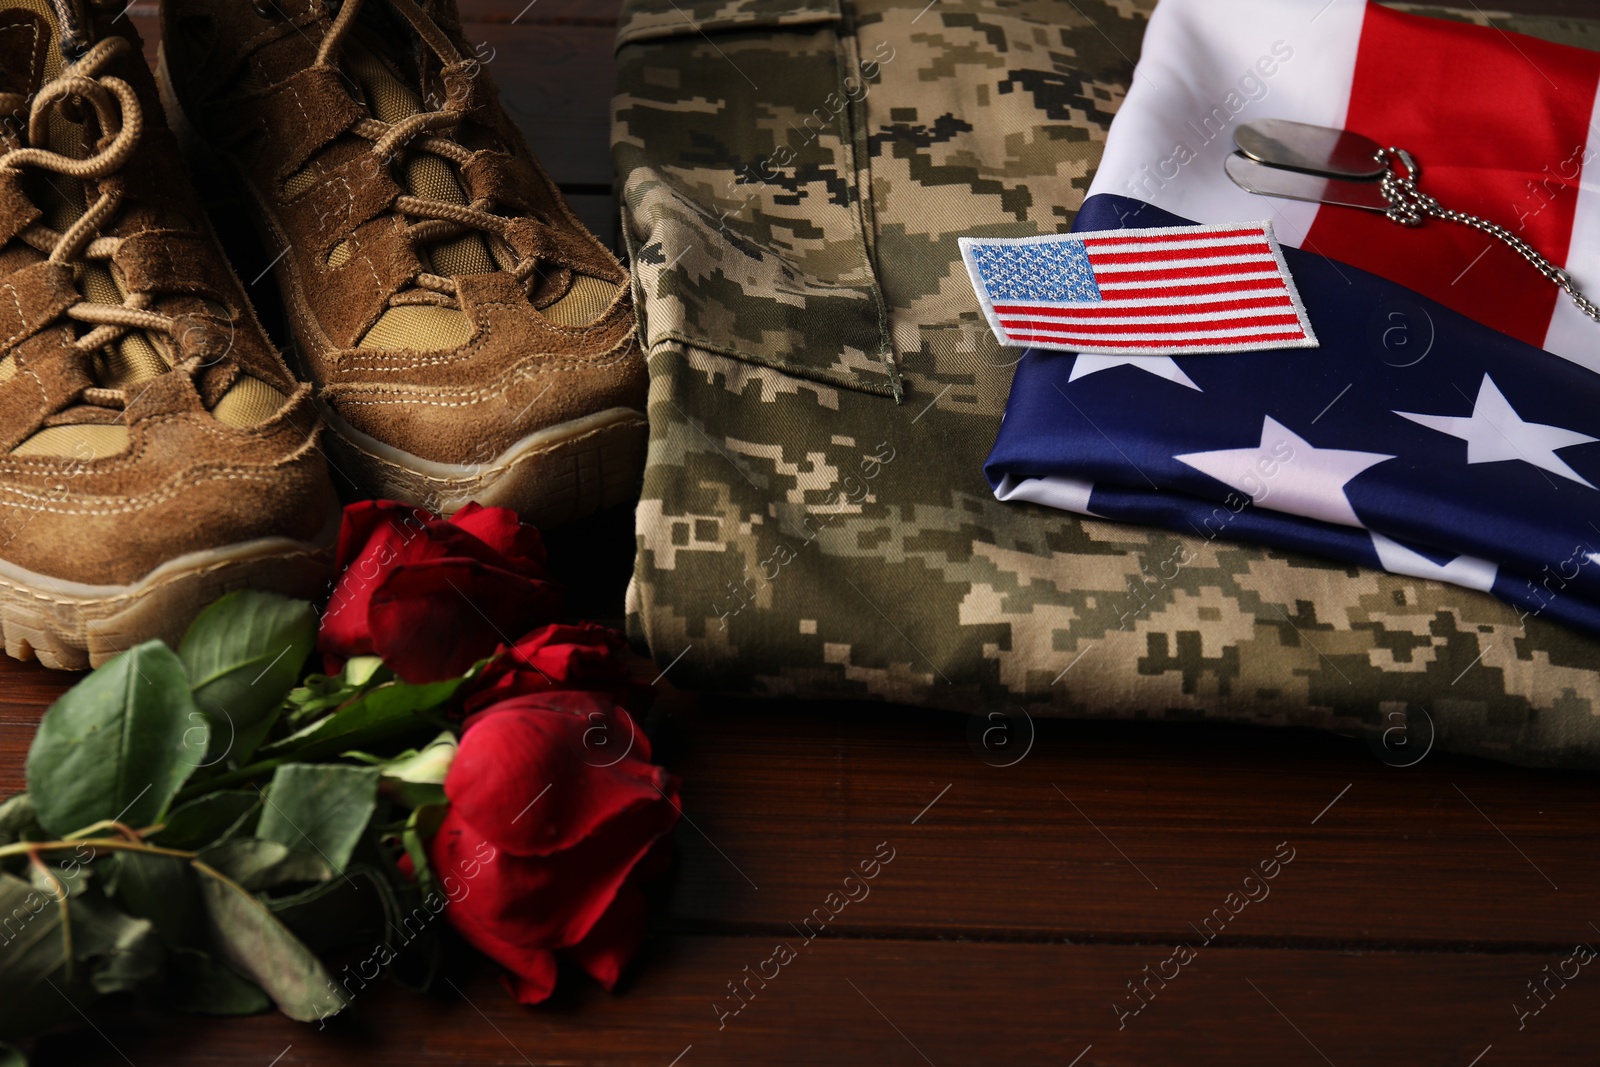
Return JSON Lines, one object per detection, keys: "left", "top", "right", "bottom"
{"left": 151, "top": 791, "right": 262, "bottom": 852}
{"left": 0, "top": 794, "right": 39, "bottom": 846}
{"left": 26, "top": 641, "right": 208, "bottom": 837}
{"left": 73, "top": 891, "right": 164, "bottom": 996}
{"left": 401, "top": 803, "right": 448, "bottom": 902}
{"left": 191, "top": 861, "right": 348, "bottom": 1024}
{"left": 373, "top": 732, "right": 457, "bottom": 786}
{"left": 198, "top": 839, "right": 332, "bottom": 893}
{"left": 257, "top": 764, "right": 380, "bottom": 875}
{"left": 284, "top": 657, "right": 390, "bottom": 731}
{"left": 270, "top": 865, "right": 393, "bottom": 957}
{"left": 180, "top": 592, "right": 316, "bottom": 765}
{"left": 346, "top": 732, "right": 455, "bottom": 809}
{"left": 111, "top": 852, "right": 206, "bottom": 952}
{"left": 261, "top": 674, "right": 471, "bottom": 764}
{"left": 0, "top": 874, "right": 163, "bottom": 1040}
{"left": 172, "top": 952, "right": 273, "bottom": 1016}
{"left": 0, "top": 1041, "right": 26, "bottom": 1067}
{"left": 0, "top": 872, "right": 76, "bottom": 1041}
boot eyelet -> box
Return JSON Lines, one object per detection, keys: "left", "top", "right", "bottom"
{"left": 251, "top": 0, "right": 286, "bottom": 20}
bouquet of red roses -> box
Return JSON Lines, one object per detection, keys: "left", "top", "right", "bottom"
{"left": 0, "top": 502, "right": 679, "bottom": 1054}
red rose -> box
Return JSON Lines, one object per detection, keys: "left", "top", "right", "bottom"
{"left": 320, "top": 501, "right": 561, "bottom": 683}
{"left": 464, "top": 623, "right": 639, "bottom": 715}
{"left": 430, "top": 690, "right": 680, "bottom": 1003}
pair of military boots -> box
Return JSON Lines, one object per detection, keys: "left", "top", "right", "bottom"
{"left": 0, "top": 0, "right": 643, "bottom": 667}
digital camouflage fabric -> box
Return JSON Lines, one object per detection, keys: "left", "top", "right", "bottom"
{"left": 612, "top": 0, "right": 1600, "bottom": 768}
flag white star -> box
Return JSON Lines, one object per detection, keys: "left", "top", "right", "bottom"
{"left": 1070, "top": 354, "right": 1200, "bottom": 391}
{"left": 1370, "top": 533, "right": 1497, "bottom": 592}
{"left": 1395, "top": 374, "right": 1597, "bottom": 489}
{"left": 1175, "top": 416, "right": 1392, "bottom": 528}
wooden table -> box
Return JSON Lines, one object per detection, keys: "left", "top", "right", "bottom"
{"left": 11, "top": 2, "right": 1600, "bottom": 1063}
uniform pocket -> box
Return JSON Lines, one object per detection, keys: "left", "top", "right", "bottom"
{"left": 613, "top": 0, "right": 901, "bottom": 397}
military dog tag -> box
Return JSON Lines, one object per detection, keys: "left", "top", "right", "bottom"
{"left": 1223, "top": 153, "right": 1389, "bottom": 212}
{"left": 1234, "top": 118, "right": 1387, "bottom": 180}
{"left": 1224, "top": 119, "right": 1600, "bottom": 325}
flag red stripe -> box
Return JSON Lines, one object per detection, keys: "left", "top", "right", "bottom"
{"left": 994, "top": 295, "right": 1293, "bottom": 319}
{"left": 1301, "top": 4, "right": 1600, "bottom": 346}
{"left": 1080, "top": 227, "right": 1265, "bottom": 248}
{"left": 1001, "top": 314, "right": 1304, "bottom": 337}
{"left": 1087, "top": 243, "right": 1274, "bottom": 266}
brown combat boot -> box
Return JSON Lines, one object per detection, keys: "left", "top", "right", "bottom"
{"left": 158, "top": 0, "right": 647, "bottom": 526}
{"left": 0, "top": 0, "right": 336, "bottom": 668}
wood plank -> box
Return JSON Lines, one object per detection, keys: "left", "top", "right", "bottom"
{"left": 9, "top": 661, "right": 1600, "bottom": 950}
{"left": 29, "top": 936, "right": 1600, "bottom": 1066}
{"left": 656, "top": 698, "right": 1600, "bottom": 948}
{"left": 459, "top": 0, "right": 623, "bottom": 23}
{"left": 474, "top": 23, "right": 617, "bottom": 188}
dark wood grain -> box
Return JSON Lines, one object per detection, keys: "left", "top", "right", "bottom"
{"left": 474, "top": 23, "right": 618, "bottom": 189}
{"left": 32, "top": 937, "right": 1600, "bottom": 1066}
{"left": 659, "top": 699, "right": 1600, "bottom": 948}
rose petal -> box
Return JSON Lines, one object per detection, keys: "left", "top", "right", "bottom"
{"left": 331, "top": 501, "right": 423, "bottom": 573}
{"left": 430, "top": 817, "right": 565, "bottom": 1003}
{"left": 500, "top": 963, "right": 561, "bottom": 1006}
{"left": 564, "top": 876, "right": 650, "bottom": 992}
{"left": 366, "top": 561, "right": 562, "bottom": 683}
{"left": 449, "top": 693, "right": 669, "bottom": 856}
{"left": 432, "top": 774, "right": 678, "bottom": 956}
{"left": 465, "top": 624, "right": 634, "bottom": 714}
{"left": 321, "top": 501, "right": 560, "bottom": 670}
{"left": 449, "top": 503, "right": 548, "bottom": 578}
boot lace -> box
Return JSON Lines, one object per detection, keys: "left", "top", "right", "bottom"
{"left": 316, "top": 0, "right": 543, "bottom": 311}
{"left": 0, "top": 36, "right": 191, "bottom": 409}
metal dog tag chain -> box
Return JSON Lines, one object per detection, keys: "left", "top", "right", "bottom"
{"left": 1227, "top": 119, "right": 1600, "bottom": 324}
{"left": 1375, "top": 146, "right": 1600, "bottom": 322}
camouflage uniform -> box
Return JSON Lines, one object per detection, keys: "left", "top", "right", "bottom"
{"left": 612, "top": 0, "right": 1600, "bottom": 767}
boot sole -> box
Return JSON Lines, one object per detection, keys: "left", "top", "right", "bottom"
{"left": 319, "top": 404, "right": 647, "bottom": 523}
{"left": 0, "top": 507, "right": 338, "bottom": 671}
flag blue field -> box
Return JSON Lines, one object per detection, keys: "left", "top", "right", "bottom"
{"left": 985, "top": 195, "right": 1600, "bottom": 634}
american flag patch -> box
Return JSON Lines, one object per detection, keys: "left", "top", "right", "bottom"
{"left": 958, "top": 221, "right": 1319, "bottom": 356}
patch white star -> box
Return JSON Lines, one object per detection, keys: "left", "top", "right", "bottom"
{"left": 1370, "top": 533, "right": 1497, "bottom": 592}
{"left": 1175, "top": 416, "right": 1392, "bottom": 528}
{"left": 1069, "top": 354, "right": 1200, "bottom": 391}
{"left": 1395, "top": 374, "right": 1597, "bottom": 489}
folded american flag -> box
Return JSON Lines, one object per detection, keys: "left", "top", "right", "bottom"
{"left": 980, "top": 0, "right": 1600, "bottom": 634}
{"left": 985, "top": 194, "right": 1600, "bottom": 635}
{"left": 958, "top": 222, "right": 1317, "bottom": 356}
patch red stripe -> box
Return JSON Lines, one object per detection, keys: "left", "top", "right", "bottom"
{"left": 1001, "top": 314, "right": 1303, "bottom": 337}
{"left": 1094, "top": 263, "right": 1286, "bottom": 285}
{"left": 1081, "top": 227, "right": 1265, "bottom": 247}
{"left": 1087, "top": 243, "right": 1275, "bottom": 266}
{"left": 994, "top": 296, "right": 1293, "bottom": 319}
{"left": 1095, "top": 277, "right": 1290, "bottom": 298}
{"left": 1004, "top": 331, "right": 1309, "bottom": 349}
